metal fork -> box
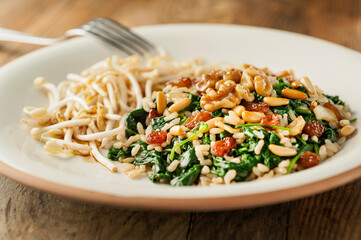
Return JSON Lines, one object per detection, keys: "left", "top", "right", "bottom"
{"left": 0, "top": 18, "right": 157, "bottom": 56}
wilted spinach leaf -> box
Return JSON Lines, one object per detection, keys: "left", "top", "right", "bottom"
{"left": 324, "top": 94, "right": 345, "bottom": 105}
{"left": 107, "top": 147, "right": 131, "bottom": 161}
{"left": 182, "top": 93, "right": 201, "bottom": 112}
{"left": 125, "top": 108, "right": 148, "bottom": 137}
{"left": 179, "top": 147, "right": 198, "bottom": 169}
{"left": 170, "top": 164, "right": 202, "bottom": 186}
{"left": 151, "top": 116, "right": 168, "bottom": 131}
{"left": 212, "top": 109, "right": 224, "bottom": 118}
{"left": 211, "top": 155, "right": 258, "bottom": 181}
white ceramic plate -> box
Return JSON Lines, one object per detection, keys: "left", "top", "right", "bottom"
{"left": 0, "top": 24, "right": 360, "bottom": 210}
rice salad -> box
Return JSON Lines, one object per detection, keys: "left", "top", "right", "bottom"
{"left": 22, "top": 55, "right": 357, "bottom": 186}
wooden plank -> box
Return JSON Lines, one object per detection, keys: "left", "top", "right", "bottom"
{"left": 0, "top": 175, "right": 190, "bottom": 240}
{"left": 189, "top": 205, "right": 288, "bottom": 240}
{"left": 288, "top": 179, "right": 361, "bottom": 240}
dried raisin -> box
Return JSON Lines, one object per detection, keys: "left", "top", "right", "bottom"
{"left": 170, "top": 77, "right": 193, "bottom": 88}
{"left": 149, "top": 109, "right": 161, "bottom": 120}
{"left": 184, "top": 112, "right": 212, "bottom": 129}
{"left": 299, "top": 151, "right": 321, "bottom": 168}
{"left": 211, "top": 137, "right": 237, "bottom": 157}
{"left": 242, "top": 101, "right": 269, "bottom": 113}
{"left": 146, "top": 131, "right": 167, "bottom": 144}
{"left": 261, "top": 114, "right": 280, "bottom": 130}
{"left": 303, "top": 121, "right": 324, "bottom": 137}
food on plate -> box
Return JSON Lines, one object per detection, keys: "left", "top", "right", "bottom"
{"left": 22, "top": 55, "right": 357, "bottom": 186}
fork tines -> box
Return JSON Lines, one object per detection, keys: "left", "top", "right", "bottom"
{"left": 81, "top": 18, "right": 157, "bottom": 56}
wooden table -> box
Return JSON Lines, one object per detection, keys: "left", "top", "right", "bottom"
{"left": 1, "top": 0, "right": 361, "bottom": 239}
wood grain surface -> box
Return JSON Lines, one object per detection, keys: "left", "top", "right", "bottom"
{"left": 1, "top": 0, "right": 361, "bottom": 239}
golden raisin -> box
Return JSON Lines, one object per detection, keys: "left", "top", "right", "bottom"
{"left": 184, "top": 112, "right": 212, "bottom": 130}
{"left": 170, "top": 77, "right": 193, "bottom": 88}
{"left": 299, "top": 152, "right": 321, "bottom": 168}
{"left": 149, "top": 109, "right": 161, "bottom": 120}
{"left": 303, "top": 121, "right": 324, "bottom": 137}
{"left": 146, "top": 131, "right": 167, "bottom": 144}
{"left": 211, "top": 137, "right": 237, "bottom": 157}
{"left": 261, "top": 114, "right": 280, "bottom": 130}
{"left": 242, "top": 101, "right": 269, "bottom": 113}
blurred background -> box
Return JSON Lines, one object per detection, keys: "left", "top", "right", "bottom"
{"left": 1, "top": 0, "right": 361, "bottom": 239}
{"left": 1, "top": 0, "right": 361, "bottom": 66}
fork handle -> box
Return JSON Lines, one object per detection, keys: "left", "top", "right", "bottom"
{"left": 0, "top": 27, "right": 63, "bottom": 45}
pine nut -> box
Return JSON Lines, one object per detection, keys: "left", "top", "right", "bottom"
{"left": 241, "top": 111, "right": 265, "bottom": 123}
{"left": 156, "top": 91, "right": 167, "bottom": 114}
{"left": 168, "top": 98, "right": 191, "bottom": 113}
{"left": 215, "top": 121, "right": 240, "bottom": 134}
{"left": 263, "top": 97, "right": 289, "bottom": 106}
{"left": 286, "top": 116, "right": 306, "bottom": 136}
{"left": 232, "top": 105, "right": 245, "bottom": 116}
{"left": 291, "top": 81, "right": 300, "bottom": 88}
{"left": 268, "top": 144, "right": 297, "bottom": 156}
{"left": 300, "top": 77, "right": 316, "bottom": 95}
{"left": 340, "top": 125, "right": 356, "bottom": 136}
{"left": 204, "top": 117, "right": 223, "bottom": 132}
{"left": 281, "top": 88, "right": 307, "bottom": 99}
{"left": 169, "top": 126, "right": 183, "bottom": 136}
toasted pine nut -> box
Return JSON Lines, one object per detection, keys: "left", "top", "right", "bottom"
{"left": 169, "top": 126, "right": 183, "bottom": 136}
{"left": 286, "top": 115, "right": 306, "bottom": 136}
{"left": 268, "top": 144, "right": 297, "bottom": 156}
{"left": 300, "top": 77, "right": 316, "bottom": 95}
{"left": 241, "top": 111, "right": 265, "bottom": 123}
{"left": 263, "top": 97, "right": 289, "bottom": 106}
{"left": 232, "top": 105, "right": 245, "bottom": 116}
{"left": 291, "top": 81, "right": 300, "bottom": 88}
{"left": 215, "top": 121, "right": 240, "bottom": 134}
{"left": 340, "top": 125, "right": 356, "bottom": 136}
{"left": 168, "top": 98, "right": 191, "bottom": 113}
{"left": 281, "top": 88, "right": 307, "bottom": 99}
{"left": 204, "top": 117, "right": 223, "bottom": 132}
{"left": 156, "top": 91, "right": 167, "bottom": 114}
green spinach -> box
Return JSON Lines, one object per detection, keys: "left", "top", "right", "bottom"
{"left": 107, "top": 147, "right": 131, "bottom": 161}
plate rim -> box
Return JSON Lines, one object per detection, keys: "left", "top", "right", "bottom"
{"left": 1, "top": 23, "right": 361, "bottom": 209}
{"left": 1, "top": 160, "right": 360, "bottom": 210}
